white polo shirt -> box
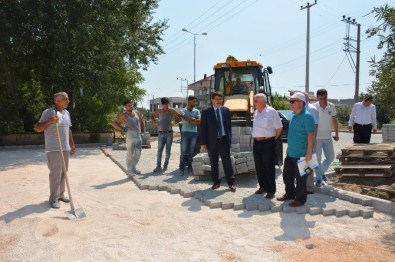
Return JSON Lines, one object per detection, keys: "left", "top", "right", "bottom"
{"left": 313, "top": 102, "right": 337, "bottom": 139}
{"left": 252, "top": 105, "right": 283, "bottom": 138}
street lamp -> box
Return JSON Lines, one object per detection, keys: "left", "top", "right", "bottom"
{"left": 182, "top": 28, "right": 207, "bottom": 90}
{"left": 177, "top": 77, "right": 189, "bottom": 97}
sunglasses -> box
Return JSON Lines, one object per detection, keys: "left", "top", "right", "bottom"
{"left": 289, "top": 100, "right": 302, "bottom": 104}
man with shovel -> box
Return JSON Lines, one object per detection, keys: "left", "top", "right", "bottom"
{"left": 36, "top": 92, "right": 75, "bottom": 209}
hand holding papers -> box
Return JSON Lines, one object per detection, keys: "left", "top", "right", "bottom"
{"left": 297, "top": 153, "right": 318, "bottom": 176}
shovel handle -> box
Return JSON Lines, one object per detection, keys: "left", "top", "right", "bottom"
{"left": 54, "top": 121, "right": 76, "bottom": 212}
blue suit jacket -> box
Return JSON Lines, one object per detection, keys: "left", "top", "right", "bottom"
{"left": 200, "top": 106, "right": 232, "bottom": 149}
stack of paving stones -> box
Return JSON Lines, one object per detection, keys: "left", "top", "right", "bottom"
{"left": 101, "top": 139, "right": 384, "bottom": 218}
{"left": 382, "top": 124, "right": 395, "bottom": 142}
{"left": 231, "top": 126, "right": 252, "bottom": 153}
{"left": 192, "top": 126, "right": 256, "bottom": 180}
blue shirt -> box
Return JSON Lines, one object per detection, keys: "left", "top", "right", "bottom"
{"left": 287, "top": 108, "right": 315, "bottom": 158}
{"left": 181, "top": 107, "right": 200, "bottom": 133}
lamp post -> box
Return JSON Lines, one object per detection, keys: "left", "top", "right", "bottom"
{"left": 182, "top": 28, "right": 207, "bottom": 90}
{"left": 177, "top": 77, "right": 189, "bottom": 97}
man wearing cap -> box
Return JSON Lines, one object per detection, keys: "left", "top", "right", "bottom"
{"left": 348, "top": 94, "right": 377, "bottom": 143}
{"left": 277, "top": 92, "right": 315, "bottom": 207}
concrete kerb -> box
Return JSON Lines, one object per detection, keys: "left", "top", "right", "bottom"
{"left": 316, "top": 171, "right": 395, "bottom": 216}
{"left": 100, "top": 146, "right": 391, "bottom": 218}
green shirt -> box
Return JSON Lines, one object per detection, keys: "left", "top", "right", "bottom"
{"left": 287, "top": 108, "right": 315, "bottom": 158}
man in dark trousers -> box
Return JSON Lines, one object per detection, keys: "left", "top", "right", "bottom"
{"left": 200, "top": 92, "right": 236, "bottom": 191}
{"left": 348, "top": 94, "right": 377, "bottom": 143}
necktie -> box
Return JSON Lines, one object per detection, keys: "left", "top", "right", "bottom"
{"left": 215, "top": 108, "right": 223, "bottom": 137}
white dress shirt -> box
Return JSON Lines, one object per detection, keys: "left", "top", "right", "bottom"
{"left": 348, "top": 102, "right": 377, "bottom": 128}
{"left": 252, "top": 105, "right": 282, "bottom": 138}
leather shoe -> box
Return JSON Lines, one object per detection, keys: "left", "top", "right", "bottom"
{"left": 289, "top": 200, "right": 303, "bottom": 207}
{"left": 265, "top": 193, "right": 275, "bottom": 199}
{"left": 229, "top": 185, "right": 236, "bottom": 192}
{"left": 50, "top": 200, "right": 60, "bottom": 209}
{"left": 255, "top": 189, "right": 266, "bottom": 194}
{"left": 276, "top": 195, "right": 293, "bottom": 201}
{"left": 58, "top": 196, "right": 70, "bottom": 203}
{"left": 211, "top": 184, "right": 220, "bottom": 190}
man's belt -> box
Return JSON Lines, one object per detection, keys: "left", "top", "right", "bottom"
{"left": 254, "top": 136, "right": 275, "bottom": 141}
{"left": 158, "top": 130, "right": 173, "bottom": 133}
{"left": 354, "top": 123, "right": 372, "bottom": 126}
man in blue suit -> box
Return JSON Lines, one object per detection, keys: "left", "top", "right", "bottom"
{"left": 200, "top": 92, "right": 236, "bottom": 191}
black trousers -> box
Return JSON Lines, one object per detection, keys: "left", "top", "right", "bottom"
{"left": 282, "top": 156, "right": 307, "bottom": 204}
{"left": 208, "top": 138, "right": 235, "bottom": 186}
{"left": 353, "top": 123, "right": 372, "bottom": 143}
{"left": 253, "top": 138, "right": 276, "bottom": 194}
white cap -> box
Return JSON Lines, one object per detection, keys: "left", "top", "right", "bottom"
{"left": 289, "top": 92, "right": 306, "bottom": 103}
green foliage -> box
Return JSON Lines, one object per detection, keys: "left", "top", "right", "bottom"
{"left": 0, "top": 0, "right": 168, "bottom": 133}
{"left": 366, "top": 4, "right": 395, "bottom": 122}
{"left": 336, "top": 105, "right": 352, "bottom": 125}
{"left": 136, "top": 106, "right": 151, "bottom": 120}
{"left": 272, "top": 92, "right": 290, "bottom": 110}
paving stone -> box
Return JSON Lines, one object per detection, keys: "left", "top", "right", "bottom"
{"left": 334, "top": 206, "right": 348, "bottom": 217}
{"left": 208, "top": 201, "right": 222, "bottom": 209}
{"left": 360, "top": 208, "right": 374, "bottom": 219}
{"left": 167, "top": 187, "right": 181, "bottom": 194}
{"left": 283, "top": 206, "right": 296, "bottom": 213}
{"left": 308, "top": 207, "right": 321, "bottom": 216}
{"left": 258, "top": 204, "right": 271, "bottom": 212}
{"left": 222, "top": 203, "right": 234, "bottom": 210}
{"left": 246, "top": 203, "right": 258, "bottom": 211}
{"left": 296, "top": 206, "right": 309, "bottom": 214}
{"left": 322, "top": 207, "right": 336, "bottom": 216}
{"left": 148, "top": 185, "right": 159, "bottom": 190}
{"left": 233, "top": 203, "right": 246, "bottom": 211}
{"left": 158, "top": 185, "right": 168, "bottom": 191}
{"left": 140, "top": 184, "right": 149, "bottom": 190}
{"left": 348, "top": 209, "right": 360, "bottom": 218}
{"left": 338, "top": 193, "right": 353, "bottom": 202}
{"left": 271, "top": 205, "right": 282, "bottom": 212}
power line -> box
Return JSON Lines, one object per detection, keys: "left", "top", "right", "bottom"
{"left": 325, "top": 54, "right": 347, "bottom": 86}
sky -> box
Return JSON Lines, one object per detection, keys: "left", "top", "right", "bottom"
{"left": 140, "top": 0, "right": 391, "bottom": 108}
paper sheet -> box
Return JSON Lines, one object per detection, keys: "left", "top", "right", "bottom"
{"left": 297, "top": 153, "right": 318, "bottom": 176}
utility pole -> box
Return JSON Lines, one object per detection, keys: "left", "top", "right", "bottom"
{"left": 342, "top": 16, "right": 361, "bottom": 102}
{"left": 301, "top": 1, "right": 317, "bottom": 93}
{"left": 177, "top": 77, "right": 188, "bottom": 97}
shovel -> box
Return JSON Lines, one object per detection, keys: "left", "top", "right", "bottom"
{"left": 54, "top": 120, "right": 86, "bottom": 220}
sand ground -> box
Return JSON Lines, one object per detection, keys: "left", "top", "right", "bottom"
{"left": 0, "top": 147, "right": 394, "bottom": 262}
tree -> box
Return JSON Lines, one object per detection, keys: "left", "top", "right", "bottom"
{"left": 0, "top": 0, "right": 168, "bottom": 133}
{"left": 272, "top": 92, "right": 290, "bottom": 110}
{"left": 366, "top": 4, "right": 395, "bottom": 122}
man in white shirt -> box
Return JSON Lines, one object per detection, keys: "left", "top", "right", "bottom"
{"left": 303, "top": 92, "right": 319, "bottom": 194}
{"left": 313, "top": 89, "right": 339, "bottom": 187}
{"left": 252, "top": 93, "right": 283, "bottom": 199}
{"left": 348, "top": 94, "right": 377, "bottom": 143}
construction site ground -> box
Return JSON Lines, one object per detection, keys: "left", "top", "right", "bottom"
{"left": 0, "top": 132, "right": 394, "bottom": 261}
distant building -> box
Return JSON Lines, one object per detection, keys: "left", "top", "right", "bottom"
{"left": 187, "top": 74, "right": 214, "bottom": 110}
{"left": 149, "top": 97, "right": 187, "bottom": 113}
